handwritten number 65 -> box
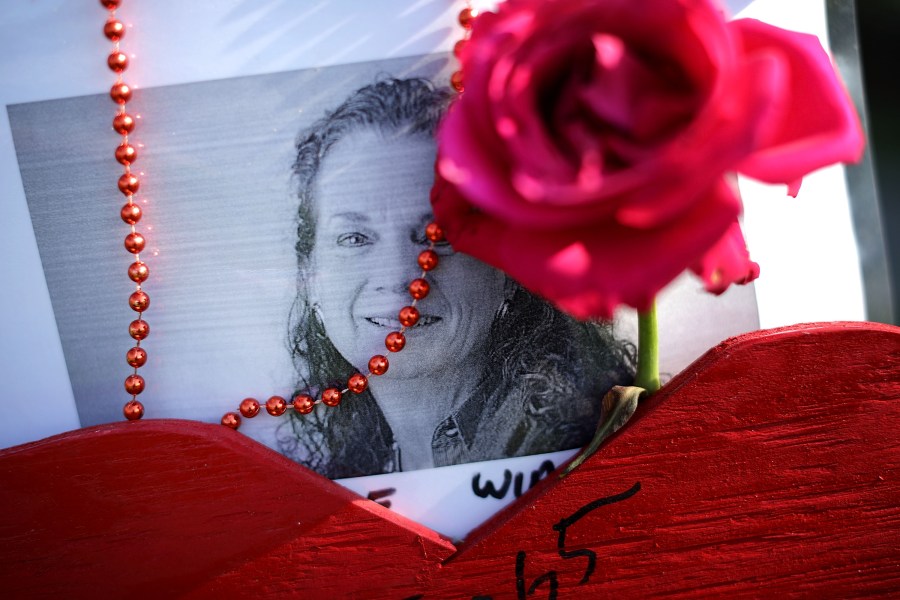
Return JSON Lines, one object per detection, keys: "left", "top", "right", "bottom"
{"left": 516, "top": 481, "right": 641, "bottom": 598}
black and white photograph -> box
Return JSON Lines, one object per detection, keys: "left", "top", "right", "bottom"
{"left": 9, "top": 54, "right": 626, "bottom": 476}
{"left": 9, "top": 51, "right": 760, "bottom": 481}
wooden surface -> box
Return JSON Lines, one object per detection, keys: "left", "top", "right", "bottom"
{"left": 0, "top": 321, "right": 898, "bottom": 598}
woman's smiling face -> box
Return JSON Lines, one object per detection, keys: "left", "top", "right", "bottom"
{"left": 307, "top": 129, "right": 506, "bottom": 379}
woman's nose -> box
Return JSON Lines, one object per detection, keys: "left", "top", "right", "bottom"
{"left": 374, "top": 278, "right": 412, "bottom": 296}
{"left": 372, "top": 237, "right": 420, "bottom": 296}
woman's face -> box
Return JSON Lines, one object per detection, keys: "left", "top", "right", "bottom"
{"left": 307, "top": 129, "right": 506, "bottom": 379}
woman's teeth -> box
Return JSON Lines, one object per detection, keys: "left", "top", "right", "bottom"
{"left": 365, "top": 316, "right": 440, "bottom": 328}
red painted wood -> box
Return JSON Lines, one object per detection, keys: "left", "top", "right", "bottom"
{"left": 1, "top": 321, "right": 898, "bottom": 598}
{"left": 0, "top": 420, "right": 454, "bottom": 598}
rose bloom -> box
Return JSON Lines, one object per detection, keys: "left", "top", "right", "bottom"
{"left": 433, "top": 0, "right": 864, "bottom": 319}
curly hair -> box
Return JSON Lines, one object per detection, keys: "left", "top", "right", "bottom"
{"left": 279, "top": 77, "right": 635, "bottom": 478}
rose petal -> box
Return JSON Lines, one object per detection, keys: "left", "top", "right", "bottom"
{"left": 440, "top": 0, "right": 741, "bottom": 229}
{"left": 441, "top": 0, "right": 783, "bottom": 232}
{"left": 434, "top": 0, "right": 862, "bottom": 320}
{"left": 610, "top": 37, "right": 784, "bottom": 228}
{"left": 732, "top": 18, "right": 865, "bottom": 184}
{"left": 691, "top": 221, "right": 760, "bottom": 294}
{"left": 434, "top": 174, "right": 741, "bottom": 320}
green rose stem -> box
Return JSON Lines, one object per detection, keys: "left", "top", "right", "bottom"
{"left": 633, "top": 299, "right": 660, "bottom": 393}
{"left": 563, "top": 300, "right": 660, "bottom": 476}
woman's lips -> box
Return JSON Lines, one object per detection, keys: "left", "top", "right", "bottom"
{"left": 364, "top": 316, "right": 441, "bottom": 328}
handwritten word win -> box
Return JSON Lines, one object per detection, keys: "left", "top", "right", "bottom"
{"left": 472, "top": 460, "right": 556, "bottom": 500}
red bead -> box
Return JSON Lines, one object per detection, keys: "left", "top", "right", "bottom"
{"left": 368, "top": 354, "right": 389, "bottom": 376}
{"left": 129, "top": 290, "right": 150, "bottom": 312}
{"left": 115, "top": 143, "right": 137, "bottom": 165}
{"left": 409, "top": 278, "right": 430, "bottom": 300}
{"left": 399, "top": 306, "right": 420, "bottom": 327}
{"left": 123, "top": 400, "right": 144, "bottom": 420}
{"left": 121, "top": 203, "right": 141, "bottom": 225}
{"left": 453, "top": 39, "right": 467, "bottom": 58}
{"left": 100, "top": 0, "right": 121, "bottom": 9}
{"left": 321, "top": 388, "right": 342, "bottom": 407}
{"left": 104, "top": 19, "right": 126, "bottom": 41}
{"left": 221, "top": 412, "right": 241, "bottom": 429}
{"left": 118, "top": 173, "right": 140, "bottom": 195}
{"left": 458, "top": 7, "right": 478, "bottom": 29}
{"left": 292, "top": 394, "right": 315, "bottom": 415}
{"left": 418, "top": 249, "right": 439, "bottom": 271}
{"left": 126, "top": 346, "right": 147, "bottom": 367}
{"left": 129, "top": 319, "right": 149, "bottom": 340}
{"left": 112, "top": 113, "right": 135, "bottom": 134}
{"left": 124, "top": 232, "right": 145, "bottom": 253}
{"left": 348, "top": 373, "right": 368, "bottom": 394}
{"left": 385, "top": 331, "right": 406, "bottom": 353}
{"left": 239, "top": 398, "right": 261, "bottom": 418}
{"left": 110, "top": 83, "right": 132, "bottom": 104}
{"left": 108, "top": 51, "right": 129, "bottom": 73}
{"left": 450, "top": 71, "right": 464, "bottom": 93}
{"left": 425, "top": 222, "right": 445, "bottom": 243}
{"left": 128, "top": 261, "right": 149, "bottom": 282}
{"left": 266, "top": 395, "right": 287, "bottom": 416}
{"left": 124, "top": 374, "right": 145, "bottom": 395}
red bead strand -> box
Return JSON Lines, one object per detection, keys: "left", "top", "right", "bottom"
{"left": 102, "top": 5, "right": 452, "bottom": 430}
{"left": 104, "top": 1, "right": 149, "bottom": 421}
{"left": 450, "top": 2, "right": 477, "bottom": 92}
{"left": 219, "top": 225, "right": 444, "bottom": 430}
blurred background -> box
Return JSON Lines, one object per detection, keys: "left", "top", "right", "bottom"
{"left": 856, "top": 0, "right": 899, "bottom": 324}
{"left": 831, "top": 0, "right": 900, "bottom": 324}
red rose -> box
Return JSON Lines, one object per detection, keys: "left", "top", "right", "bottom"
{"left": 433, "top": 0, "right": 863, "bottom": 319}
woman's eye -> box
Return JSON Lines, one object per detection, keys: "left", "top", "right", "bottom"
{"left": 336, "top": 232, "right": 371, "bottom": 247}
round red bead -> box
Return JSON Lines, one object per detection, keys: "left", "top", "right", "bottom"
{"left": 121, "top": 203, "right": 141, "bottom": 225}
{"left": 450, "top": 71, "right": 464, "bottom": 93}
{"left": 425, "top": 222, "right": 445, "bottom": 243}
{"left": 292, "top": 394, "right": 315, "bottom": 415}
{"left": 112, "top": 113, "right": 135, "bottom": 134}
{"left": 399, "top": 306, "right": 420, "bottom": 327}
{"left": 128, "top": 261, "right": 149, "bottom": 282}
{"left": 321, "top": 387, "right": 342, "bottom": 407}
{"left": 385, "top": 331, "right": 406, "bottom": 353}
{"left": 129, "top": 290, "right": 149, "bottom": 312}
{"left": 124, "top": 232, "right": 145, "bottom": 254}
{"left": 348, "top": 373, "right": 368, "bottom": 394}
{"left": 123, "top": 400, "right": 144, "bottom": 420}
{"left": 458, "top": 7, "right": 478, "bottom": 28}
{"left": 110, "top": 83, "right": 132, "bottom": 104}
{"left": 418, "top": 249, "right": 439, "bottom": 271}
{"left": 108, "top": 51, "right": 129, "bottom": 73}
{"left": 118, "top": 173, "right": 140, "bottom": 195}
{"left": 124, "top": 374, "right": 144, "bottom": 395}
{"left": 239, "top": 398, "right": 261, "bottom": 418}
{"left": 115, "top": 143, "right": 137, "bottom": 165}
{"left": 453, "top": 39, "right": 467, "bottom": 58}
{"left": 266, "top": 395, "right": 287, "bottom": 416}
{"left": 129, "top": 319, "right": 149, "bottom": 340}
{"left": 409, "top": 278, "right": 430, "bottom": 300}
{"left": 368, "top": 354, "right": 389, "bottom": 376}
{"left": 221, "top": 412, "right": 241, "bottom": 429}
{"left": 126, "top": 346, "right": 147, "bottom": 367}
{"left": 100, "top": 0, "right": 121, "bottom": 9}
{"left": 104, "top": 19, "right": 126, "bottom": 41}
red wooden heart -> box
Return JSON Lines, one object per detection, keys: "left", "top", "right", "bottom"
{"left": 0, "top": 322, "right": 898, "bottom": 598}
